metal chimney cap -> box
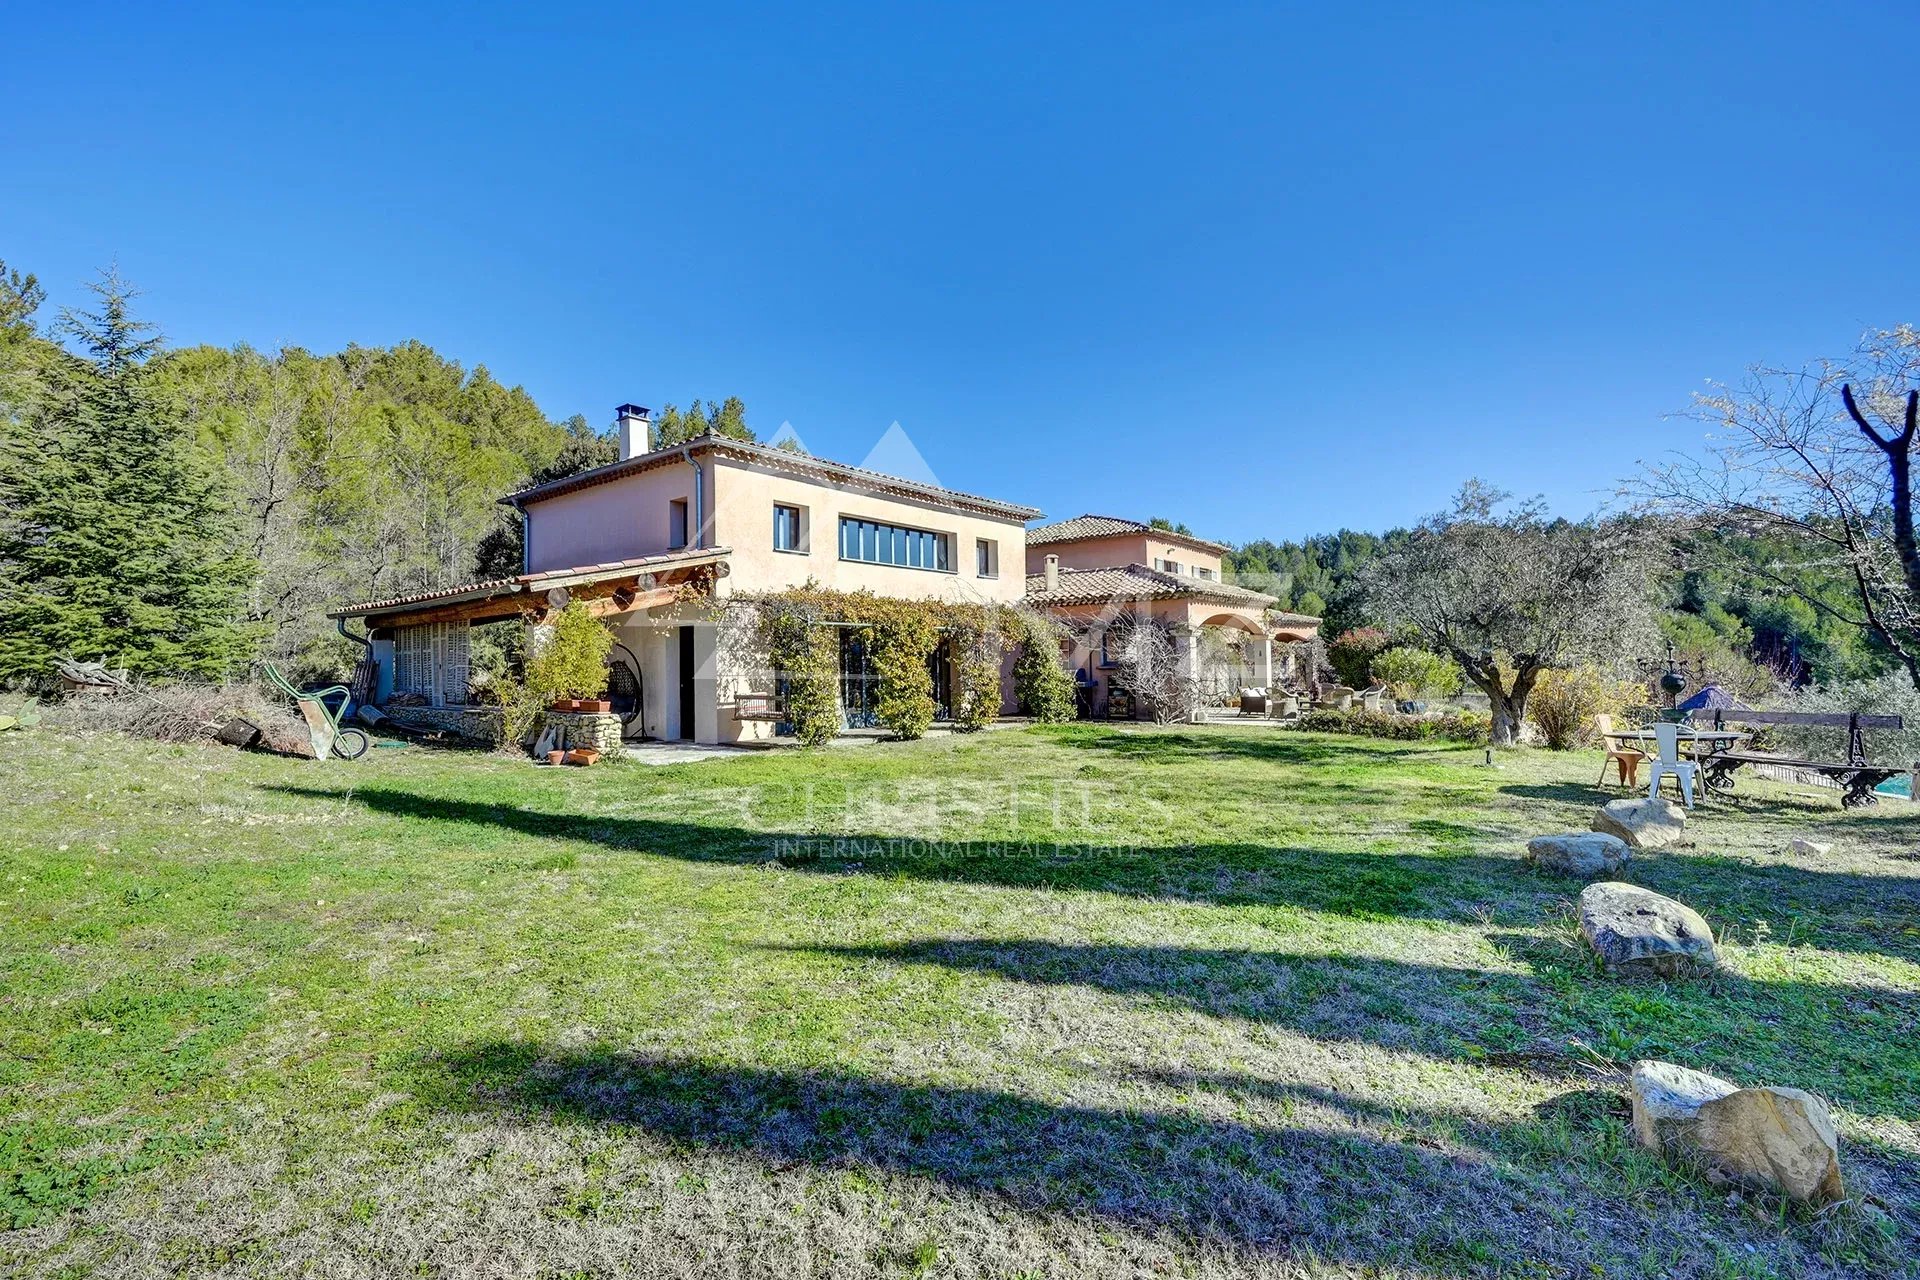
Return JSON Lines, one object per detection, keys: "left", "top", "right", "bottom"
{"left": 614, "top": 403, "right": 650, "bottom": 418}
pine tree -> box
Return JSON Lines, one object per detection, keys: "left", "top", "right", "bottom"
{"left": 0, "top": 269, "right": 258, "bottom": 681}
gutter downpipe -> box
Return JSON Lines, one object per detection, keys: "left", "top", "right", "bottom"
{"left": 681, "top": 439, "right": 707, "bottom": 549}
{"left": 336, "top": 616, "right": 370, "bottom": 650}
{"left": 506, "top": 495, "right": 529, "bottom": 574}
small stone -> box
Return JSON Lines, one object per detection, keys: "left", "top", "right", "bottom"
{"left": 1525, "top": 832, "right": 1630, "bottom": 878}
{"left": 1578, "top": 881, "right": 1717, "bottom": 977}
{"left": 1630, "top": 1061, "right": 1845, "bottom": 1204}
{"left": 1789, "top": 837, "right": 1832, "bottom": 857}
{"left": 1591, "top": 797, "right": 1688, "bottom": 850}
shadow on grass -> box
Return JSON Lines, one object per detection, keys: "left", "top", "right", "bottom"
{"left": 788, "top": 937, "right": 1920, "bottom": 1120}
{"left": 415, "top": 1040, "right": 1890, "bottom": 1277}
{"left": 267, "top": 784, "right": 1527, "bottom": 925}
{"left": 1037, "top": 723, "right": 1457, "bottom": 769}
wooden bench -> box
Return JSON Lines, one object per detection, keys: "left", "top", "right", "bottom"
{"left": 1683, "top": 709, "right": 1906, "bottom": 808}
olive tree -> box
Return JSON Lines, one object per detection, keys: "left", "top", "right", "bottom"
{"left": 1359, "top": 481, "right": 1659, "bottom": 745}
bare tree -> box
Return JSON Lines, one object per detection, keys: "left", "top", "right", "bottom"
{"left": 1361, "top": 482, "right": 1659, "bottom": 745}
{"left": 1640, "top": 326, "right": 1920, "bottom": 687}
{"left": 1105, "top": 612, "right": 1200, "bottom": 724}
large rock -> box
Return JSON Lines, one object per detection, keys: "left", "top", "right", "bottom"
{"left": 1630, "top": 1061, "right": 1845, "bottom": 1204}
{"left": 1788, "top": 836, "right": 1833, "bottom": 857}
{"left": 1578, "top": 882, "right": 1717, "bottom": 977}
{"left": 1591, "top": 797, "right": 1687, "bottom": 850}
{"left": 1526, "top": 832, "right": 1630, "bottom": 878}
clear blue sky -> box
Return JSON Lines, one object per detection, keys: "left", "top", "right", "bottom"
{"left": 5, "top": 3, "right": 1914, "bottom": 545}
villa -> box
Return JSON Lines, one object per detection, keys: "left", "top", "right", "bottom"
{"left": 1023, "top": 515, "right": 1320, "bottom": 718}
{"left": 330, "top": 407, "right": 1319, "bottom": 743}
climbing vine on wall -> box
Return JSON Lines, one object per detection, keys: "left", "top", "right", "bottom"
{"left": 746, "top": 587, "right": 1064, "bottom": 744}
{"left": 756, "top": 588, "right": 843, "bottom": 746}
{"left": 946, "top": 603, "right": 1012, "bottom": 731}
{"left": 860, "top": 595, "right": 942, "bottom": 740}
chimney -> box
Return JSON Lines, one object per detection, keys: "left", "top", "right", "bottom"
{"left": 615, "top": 404, "right": 652, "bottom": 460}
{"left": 1044, "top": 554, "right": 1059, "bottom": 593}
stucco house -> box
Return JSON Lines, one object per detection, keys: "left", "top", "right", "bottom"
{"left": 1022, "top": 515, "right": 1320, "bottom": 718}
{"left": 331, "top": 406, "right": 1039, "bottom": 745}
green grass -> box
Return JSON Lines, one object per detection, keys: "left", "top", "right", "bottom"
{"left": 1, "top": 723, "right": 1917, "bottom": 1278}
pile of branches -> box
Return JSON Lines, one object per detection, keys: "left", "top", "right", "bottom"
{"left": 41, "top": 680, "right": 310, "bottom": 754}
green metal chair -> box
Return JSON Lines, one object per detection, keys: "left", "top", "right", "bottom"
{"left": 262, "top": 663, "right": 369, "bottom": 760}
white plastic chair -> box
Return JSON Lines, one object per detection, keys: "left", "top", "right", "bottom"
{"left": 1646, "top": 721, "right": 1697, "bottom": 807}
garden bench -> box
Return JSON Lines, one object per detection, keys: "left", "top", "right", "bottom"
{"left": 1682, "top": 708, "right": 1906, "bottom": 808}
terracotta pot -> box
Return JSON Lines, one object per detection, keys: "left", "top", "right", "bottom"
{"left": 565, "top": 748, "right": 600, "bottom": 766}
{"left": 549, "top": 699, "right": 579, "bottom": 713}
{"left": 579, "top": 699, "right": 611, "bottom": 713}
{"left": 545, "top": 749, "right": 566, "bottom": 765}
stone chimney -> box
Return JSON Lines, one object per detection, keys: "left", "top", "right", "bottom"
{"left": 615, "top": 404, "right": 652, "bottom": 460}
{"left": 1044, "top": 553, "right": 1059, "bottom": 593}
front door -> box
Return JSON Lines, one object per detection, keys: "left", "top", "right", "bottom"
{"left": 677, "top": 625, "right": 695, "bottom": 740}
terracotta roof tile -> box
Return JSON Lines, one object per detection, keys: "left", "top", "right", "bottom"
{"left": 1026, "top": 513, "right": 1231, "bottom": 554}
{"left": 1024, "top": 563, "right": 1286, "bottom": 609}
{"left": 331, "top": 548, "right": 730, "bottom": 618}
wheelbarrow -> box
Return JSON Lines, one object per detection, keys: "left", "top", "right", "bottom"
{"left": 262, "top": 663, "right": 369, "bottom": 760}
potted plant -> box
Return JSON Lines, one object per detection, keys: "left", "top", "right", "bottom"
{"left": 507, "top": 601, "right": 616, "bottom": 740}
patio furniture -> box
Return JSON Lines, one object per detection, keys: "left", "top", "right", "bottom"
{"left": 1681, "top": 708, "right": 1906, "bottom": 808}
{"left": 1314, "top": 685, "right": 1355, "bottom": 712}
{"left": 1239, "top": 688, "right": 1268, "bottom": 716}
{"left": 1646, "top": 721, "right": 1697, "bottom": 808}
{"left": 262, "top": 662, "right": 369, "bottom": 760}
{"left": 1594, "top": 713, "right": 1647, "bottom": 787}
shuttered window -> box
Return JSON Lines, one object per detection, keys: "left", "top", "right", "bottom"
{"left": 392, "top": 621, "right": 471, "bottom": 706}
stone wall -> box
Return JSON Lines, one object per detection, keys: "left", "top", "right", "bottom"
{"left": 541, "top": 711, "right": 622, "bottom": 754}
{"left": 381, "top": 704, "right": 503, "bottom": 743}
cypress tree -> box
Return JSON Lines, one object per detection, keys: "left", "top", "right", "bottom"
{"left": 0, "top": 269, "right": 258, "bottom": 682}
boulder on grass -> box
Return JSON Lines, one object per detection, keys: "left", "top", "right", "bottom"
{"left": 1591, "top": 797, "right": 1687, "bottom": 850}
{"left": 1788, "top": 836, "right": 1832, "bottom": 857}
{"left": 1578, "top": 881, "right": 1717, "bottom": 977}
{"left": 1630, "top": 1060, "right": 1844, "bottom": 1205}
{"left": 1526, "top": 832, "right": 1630, "bottom": 878}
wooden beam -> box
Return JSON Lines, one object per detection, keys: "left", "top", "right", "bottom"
{"left": 581, "top": 585, "right": 683, "bottom": 618}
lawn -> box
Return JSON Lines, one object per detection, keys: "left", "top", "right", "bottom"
{"left": 2, "top": 723, "right": 1917, "bottom": 1279}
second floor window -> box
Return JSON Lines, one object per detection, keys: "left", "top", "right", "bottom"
{"left": 1195, "top": 566, "right": 1215, "bottom": 580}
{"left": 1155, "top": 557, "right": 1182, "bottom": 575}
{"left": 669, "top": 499, "right": 689, "bottom": 550}
{"left": 976, "top": 538, "right": 998, "bottom": 577}
{"left": 839, "top": 516, "right": 951, "bottom": 571}
{"left": 773, "top": 503, "right": 804, "bottom": 553}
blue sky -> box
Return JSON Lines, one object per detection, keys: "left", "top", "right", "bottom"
{"left": 5, "top": 3, "right": 1914, "bottom": 544}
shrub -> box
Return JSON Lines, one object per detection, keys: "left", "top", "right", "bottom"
{"left": 1012, "top": 610, "right": 1076, "bottom": 723}
{"left": 1296, "top": 707, "right": 1490, "bottom": 744}
{"left": 1327, "top": 628, "right": 1390, "bottom": 688}
{"left": 1526, "top": 665, "right": 1634, "bottom": 750}
{"left": 1369, "top": 647, "right": 1464, "bottom": 702}
{"left": 499, "top": 600, "right": 615, "bottom": 745}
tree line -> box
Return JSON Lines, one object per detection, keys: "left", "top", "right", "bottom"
{"left": 0, "top": 260, "right": 759, "bottom": 684}
{"left": 1221, "top": 326, "right": 1920, "bottom": 743}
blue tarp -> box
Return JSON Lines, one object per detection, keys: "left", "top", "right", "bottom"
{"left": 1674, "top": 683, "right": 1751, "bottom": 713}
